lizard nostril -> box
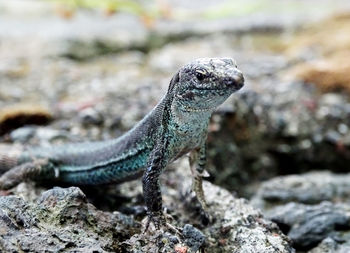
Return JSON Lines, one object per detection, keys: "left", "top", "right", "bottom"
{"left": 224, "top": 77, "right": 235, "bottom": 85}
{"left": 224, "top": 72, "right": 244, "bottom": 89}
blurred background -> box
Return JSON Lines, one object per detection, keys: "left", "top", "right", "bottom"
{"left": 1, "top": 1, "right": 350, "bottom": 248}
{"left": 1, "top": 0, "right": 350, "bottom": 190}
{"left": 2, "top": 0, "right": 350, "bottom": 251}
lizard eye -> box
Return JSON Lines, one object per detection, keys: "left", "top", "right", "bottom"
{"left": 196, "top": 72, "right": 205, "bottom": 81}
{"left": 195, "top": 70, "right": 207, "bottom": 81}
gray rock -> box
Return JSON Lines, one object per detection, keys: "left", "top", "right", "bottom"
{"left": 252, "top": 172, "right": 350, "bottom": 252}
{"left": 251, "top": 171, "right": 350, "bottom": 211}
{"left": 9, "top": 126, "right": 76, "bottom": 145}
{"left": 266, "top": 202, "right": 350, "bottom": 250}
{"left": 182, "top": 224, "right": 205, "bottom": 251}
{"left": 309, "top": 237, "right": 350, "bottom": 253}
{"left": 174, "top": 159, "right": 294, "bottom": 253}
{"left": 79, "top": 108, "right": 104, "bottom": 126}
{"left": 309, "top": 237, "right": 338, "bottom": 253}
{"left": 122, "top": 178, "right": 294, "bottom": 252}
{"left": 0, "top": 186, "right": 140, "bottom": 252}
{"left": 9, "top": 126, "right": 36, "bottom": 142}
{"left": 0, "top": 157, "right": 294, "bottom": 253}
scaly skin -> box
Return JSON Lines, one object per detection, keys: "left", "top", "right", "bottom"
{"left": 0, "top": 58, "right": 244, "bottom": 229}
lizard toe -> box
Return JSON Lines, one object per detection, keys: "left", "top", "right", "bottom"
{"left": 143, "top": 211, "right": 181, "bottom": 235}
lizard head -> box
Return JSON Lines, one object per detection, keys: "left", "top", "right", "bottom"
{"left": 170, "top": 57, "right": 244, "bottom": 112}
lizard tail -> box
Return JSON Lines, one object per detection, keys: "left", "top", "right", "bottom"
{"left": 0, "top": 144, "right": 23, "bottom": 175}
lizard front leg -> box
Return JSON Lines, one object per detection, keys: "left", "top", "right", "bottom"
{"left": 142, "top": 143, "right": 180, "bottom": 233}
{"left": 142, "top": 147, "right": 167, "bottom": 230}
{"left": 189, "top": 143, "right": 211, "bottom": 220}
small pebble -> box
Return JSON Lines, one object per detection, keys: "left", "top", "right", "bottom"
{"left": 182, "top": 224, "right": 205, "bottom": 252}
{"left": 79, "top": 108, "right": 104, "bottom": 126}
{"left": 174, "top": 245, "right": 188, "bottom": 253}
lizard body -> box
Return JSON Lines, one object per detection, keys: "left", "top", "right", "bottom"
{"left": 0, "top": 58, "right": 244, "bottom": 228}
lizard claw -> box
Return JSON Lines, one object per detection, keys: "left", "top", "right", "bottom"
{"left": 200, "top": 209, "right": 214, "bottom": 225}
{"left": 144, "top": 211, "right": 166, "bottom": 232}
{"left": 143, "top": 211, "right": 181, "bottom": 235}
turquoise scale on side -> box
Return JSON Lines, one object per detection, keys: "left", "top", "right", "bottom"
{"left": 55, "top": 146, "right": 152, "bottom": 185}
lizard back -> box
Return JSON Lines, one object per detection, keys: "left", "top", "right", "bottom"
{"left": 6, "top": 97, "right": 167, "bottom": 184}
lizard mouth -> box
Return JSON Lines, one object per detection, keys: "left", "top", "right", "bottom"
{"left": 191, "top": 86, "right": 228, "bottom": 91}
{"left": 192, "top": 74, "right": 244, "bottom": 92}
{"left": 182, "top": 105, "right": 213, "bottom": 112}
{"left": 192, "top": 81, "right": 243, "bottom": 92}
{"left": 192, "top": 86, "right": 240, "bottom": 93}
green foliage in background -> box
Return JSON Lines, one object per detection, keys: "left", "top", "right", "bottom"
{"left": 46, "top": 0, "right": 338, "bottom": 22}
{"left": 48, "top": 0, "right": 158, "bottom": 17}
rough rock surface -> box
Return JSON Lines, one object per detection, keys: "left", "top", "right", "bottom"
{"left": 252, "top": 171, "right": 350, "bottom": 252}
{"left": 309, "top": 237, "right": 350, "bottom": 253}
{"left": 0, "top": 159, "right": 294, "bottom": 253}
{"left": 267, "top": 202, "right": 350, "bottom": 250}
{"left": 251, "top": 171, "right": 350, "bottom": 210}
{"left": 1, "top": 1, "right": 350, "bottom": 195}
{"left": 0, "top": 186, "right": 140, "bottom": 252}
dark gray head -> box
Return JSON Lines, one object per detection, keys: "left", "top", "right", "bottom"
{"left": 170, "top": 58, "right": 244, "bottom": 112}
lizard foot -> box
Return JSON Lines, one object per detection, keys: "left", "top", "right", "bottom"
{"left": 200, "top": 208, "right": 214, "bottom": 225}
{"left": 144, "top": 211, "right": 180, "bottom": 235}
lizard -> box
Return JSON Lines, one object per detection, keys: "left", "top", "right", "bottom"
{"left": 0, "top": 57, "right": 244, "bottom": 230}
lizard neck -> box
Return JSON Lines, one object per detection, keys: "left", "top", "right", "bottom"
{"left": 169, "top": 100, "right": 212, "bottom": 135}
{"left": 157, "top": 100, "right": 210, "bottom": 162}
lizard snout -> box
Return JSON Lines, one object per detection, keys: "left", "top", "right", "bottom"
{"left": 224, "top": 69, "right": 244, "bottom": 90}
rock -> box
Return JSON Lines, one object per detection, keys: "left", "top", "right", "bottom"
{"left": 78, "top": 107, "right": 104, "bottom": 126}
{"left": 0, "top": 157, "right": 294, "bottom": 252}
{"left": 9, "top": 126, "right": 36, "bottom": 142}
{"left": 182, "top": 224, "right": 205, "bottom": 252}
{"left": 251, "top": 171, "right": 350, "bottom": 211}
{"left": 252, "top": 172, "right": 350, "bottom": 252}
{"left": 159, "top": 159, "right": 294, "bottom": 253}
{"left": 309, "top": 237, "right": 338, "bottom": 253}
{"left": 0, "top": 186, "right": 141, "bottom": 252}
{"left": 9, "top": 126, "right": 72, "bottom": 144}
{"left": 119, "top": 157, "right": 295, "bottom": 252}
{"left": 200, "top": 184, "right": 293, "bottom": 253}
{"left": 121, "top": 177, "right": 294, "bottom": 252}
{"left": 266, "top": 202, "right": 350, "bottom": 250}
{"left": 309, "top": 237, "right": 350, "bottom": 253}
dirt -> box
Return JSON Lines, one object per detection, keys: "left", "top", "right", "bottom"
{"left": 285, "top": 12, "right": 350, "bottom": 93}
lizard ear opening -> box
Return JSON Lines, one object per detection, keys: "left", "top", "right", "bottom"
{"left": 167, "top": 70, "right": 180, "bottom": 93}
